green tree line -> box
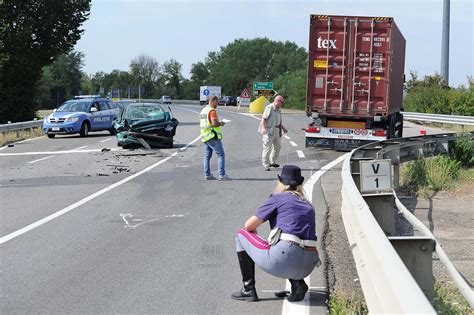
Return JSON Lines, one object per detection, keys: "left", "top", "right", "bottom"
{"left": 403, "top": 72, "right": 473, "bottom": 116}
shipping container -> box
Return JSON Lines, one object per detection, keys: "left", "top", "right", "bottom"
{"left": 305, "top": 15, "right": 406, "bottom": 150}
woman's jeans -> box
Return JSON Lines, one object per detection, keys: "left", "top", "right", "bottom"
{"left": 203, "top": 138, "right": 226, "bottom": 177}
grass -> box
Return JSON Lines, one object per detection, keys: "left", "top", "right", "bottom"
{"left": 400, "top": 138, "right": 473, "bottom": 196}
{"left": 432, "top": 280, "right": 472, "bottom": 314}
{"left": 37, "top": 109, "right": 54, "bottom": 119}
{"left": 328, "top": 291, "right": 367, "bottom": 315}
{"left": 0, "top": 128, "right": 44, "bottom": 147}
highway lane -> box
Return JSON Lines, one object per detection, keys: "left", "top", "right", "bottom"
{"left": 0, "top": 104, "right": 449, "bottom": 313}
{"left": 1, "top": 103, "right": 341, "bottom": 314}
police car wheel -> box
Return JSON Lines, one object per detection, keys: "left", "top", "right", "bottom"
{"left": 80, "top": 122, "right": 89, "bottom": 137}
{"left": 47, "top": 134, "right": 55, "bottom": 139}
{"left": 108, "top": 128, "right": 116, "bottom": 135}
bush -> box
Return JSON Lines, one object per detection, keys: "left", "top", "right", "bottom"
{"left": 401, "top": 156, "right": 461, "bottom": 192}
{"left": 449, "top": 138, "right": 474, "bottom": 167}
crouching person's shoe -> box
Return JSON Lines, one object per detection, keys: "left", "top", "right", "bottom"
{"left": 231, "top": 286, "right": 259, "bottom": 302}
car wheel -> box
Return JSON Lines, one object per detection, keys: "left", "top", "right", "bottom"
{"left": 108, "top": 128, "right": 116, "bottom": 135}
{"left": 80, "top": 121, "right": 89, "bottom": 137}
{"left": 47, "top": 134, "right": 55, "bottom": 139}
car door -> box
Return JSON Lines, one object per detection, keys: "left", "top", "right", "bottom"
{"left": 89, "top": 101, "right": 104, "bottom": 130}
{"left": 98, "top": 100, "right": 113, "bottom": 130}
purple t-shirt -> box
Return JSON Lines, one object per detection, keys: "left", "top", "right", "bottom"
{"left": 255, "top": 192, "right": 317, "bottom": 241}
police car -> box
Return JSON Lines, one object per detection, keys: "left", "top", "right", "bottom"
{"left": 43, "top": 95, "right": 119, "bottom": 138}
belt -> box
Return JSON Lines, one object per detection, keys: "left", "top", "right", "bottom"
{"left": 280, "top": 233, "right": 317, "bottom": 247}
{"left": 282, "top": 240, "right": 317, "bottom": 251}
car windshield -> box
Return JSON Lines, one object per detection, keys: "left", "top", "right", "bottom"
{"left": 57, "top": 101, "right": 89, "bottom": 112}
{"left": 124, "top": 106, "right": 165, "bottom": 120}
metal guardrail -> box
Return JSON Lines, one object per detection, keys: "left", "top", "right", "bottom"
{"left": 0, "top": 120, "right": 43, "bottom": 133}
{"left": 341, "top": 132, "right": 474, "bottom": 313}
{"left": 403, "top": 112, "right": 474, "bottom": 126}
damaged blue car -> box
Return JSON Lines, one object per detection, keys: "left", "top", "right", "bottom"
{"left": 113, "top": 103, "right": 179, "bottom": 149}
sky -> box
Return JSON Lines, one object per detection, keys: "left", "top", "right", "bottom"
{"left": 74, "top": 0, "right": 473, "bottom": 87}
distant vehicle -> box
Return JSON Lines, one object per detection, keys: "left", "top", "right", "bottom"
{"left": 161, "top": 95, "right": 172, "bottom": 104}
{"left": 200, "top": 86, "right": 221, "bottom": 105}
{"left": 218, "top": 96, "right": 237, "bottom": 106}
{"left": 304, "top": 15, "right": 406, "bottom": 151}
{"left": 43, "top": 96, "right": 119, "bottom": 138}
{"left": 113, "top": 103, "right": 179, "bottom": 149}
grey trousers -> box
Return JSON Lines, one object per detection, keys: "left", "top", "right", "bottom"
{"left": 261, "top": 134, "right": 281, "bottom": 167}
{"left": 235, "top": 229, "right": 320, "bottom": 280}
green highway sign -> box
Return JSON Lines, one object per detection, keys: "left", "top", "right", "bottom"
{"left": 253, "top": 82, "right": 273, "bottom": 90}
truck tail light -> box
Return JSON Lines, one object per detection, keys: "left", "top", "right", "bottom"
{"left": 373, "top": 130, "right": 387, "bottom": 137}
{"left": 306, "top": 127, "right": 320, "bottom": 133}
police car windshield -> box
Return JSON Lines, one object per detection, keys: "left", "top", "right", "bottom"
{"left": 57, "top": 101, "right": 89, "bottom": 112}
{"left": 124, "top": 106, "right": 164, "bottom": 120}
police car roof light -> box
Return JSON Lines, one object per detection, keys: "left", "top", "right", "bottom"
{"left": 74, "top": 95, "right": 101, "bottom": 99}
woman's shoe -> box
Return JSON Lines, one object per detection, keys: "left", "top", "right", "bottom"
{"left": 287, "top": 279, "right": 308, "bottom": 302}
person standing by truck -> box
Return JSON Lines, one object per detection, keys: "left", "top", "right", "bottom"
{"left": 200, "top": 96, "right": 230, "bottom": 180}
{"left": 259, "top": 95, "right": 288, "bottom": 171}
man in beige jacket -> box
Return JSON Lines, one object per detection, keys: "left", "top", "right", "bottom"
{"left": 259, "top": 95, "right": 288, "bottom": 171}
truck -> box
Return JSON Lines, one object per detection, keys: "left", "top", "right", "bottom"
{"left": 304, "top": 15, "right": 406, "bottom": 151}
{"left": 200, "top": 86, "right": 222, "bottom": 105}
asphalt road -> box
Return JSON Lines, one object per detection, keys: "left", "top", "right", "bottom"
{"left": 0, "top": 104, "right": 448, "bottom": 314}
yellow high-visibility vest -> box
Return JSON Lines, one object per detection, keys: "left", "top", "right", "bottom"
{"left": 199, "top": 105, "right": 222, "bottom": 142}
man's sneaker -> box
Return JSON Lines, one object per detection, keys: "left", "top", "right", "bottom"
{"left": 205, "top": 175, "right": 216, "bottom": 180}
{"left": 218, "top": 174, "right": 231, "bottom": 181}
{"left": 264, "top": 166, "right": 271, "bottom": 171}
{"left": 269, "top": 163, "right": 280, "bottom": 168}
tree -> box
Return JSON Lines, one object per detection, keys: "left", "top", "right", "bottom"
{"left": 0, "top": 0, "right": 91, "bottom": 123}
{"left": 162, "top": 59, "right": 183, "bottom": 98}
{"left": 197, "top": 38, "right": 307, "bottom": 96}
{"left": 129, "top": 54, "right": 161, "bottom": 99}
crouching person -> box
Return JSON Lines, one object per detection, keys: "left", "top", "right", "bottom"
{"left": 231, "top": 165, "right": 321, "bottom": 302}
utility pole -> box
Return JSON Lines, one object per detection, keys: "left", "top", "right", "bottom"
{"left": 441, "top": 0, "right": 450, "bottom": 85}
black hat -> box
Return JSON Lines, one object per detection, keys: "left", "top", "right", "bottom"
{"left": 278, "top": 165, "right": 304, "bottom": 187}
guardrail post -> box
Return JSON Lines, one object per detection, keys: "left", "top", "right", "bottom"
{"left": 388, "top": 236, "right": 436, "bottom": 300}
{"left": 363, "top": 193, "right": 396, "bottom": 235}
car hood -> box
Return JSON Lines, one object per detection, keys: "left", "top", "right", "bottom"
{"left": 49, "top": 111, "right": 84, "bottom": 119}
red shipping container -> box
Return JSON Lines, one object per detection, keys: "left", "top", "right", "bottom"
{"left": 306, "top": 15, "right": 406, "bottom": 121}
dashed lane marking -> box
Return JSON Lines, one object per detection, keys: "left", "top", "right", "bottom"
{"left": 71, "top": 145, "right": 88, "bottom": 151}
{"left": 289, "top": 141, "right": 297, "bottom": 147}
{"left": 28, "top": 155, "right": 55, "bottom": 164}
{"left": 283, "top": 135, "right": 291, "bottom": 140}
{"left": 100, "top": 138, "right": 113, "bottom": 143}
{"left": 0, "top": 135, "right": 202, "bottom": 244}
{"left": 296, "top": 150, "right": 305, "bottom": 158}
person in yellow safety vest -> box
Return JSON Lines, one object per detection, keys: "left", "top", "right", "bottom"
{"left": 200, "top": 96, "right": 230, "bottom": 181}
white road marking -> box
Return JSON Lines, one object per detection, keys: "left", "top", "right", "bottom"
{"left": 71, "top": 145, "right": 88, "bottom": 151}
{"left": 281, "top": 153, "right": 349, "bottom": 315}
{"left": 0, "top": 148, "right": 122, "bottom": 156}
{"left": 283, "top": 135, "right": 291, "bottom": 140}
{"left": 100, "top": 138, "right": 113, "bottom": 143}
{"left": 289, "top": 141, "right": 297, "bottom": 147}
{"left": 0, "top": 135, "right": 202, "bottom": 244}
{"left": 296, "top": 150, "right": 305, "bottom": 158}
{"left": 120, "top": 213, "right": 188, "bottom": 228}
{"left": 28, "top": 155, "right": 55, "bottom": 164}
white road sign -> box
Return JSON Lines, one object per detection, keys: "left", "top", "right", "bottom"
{"left": 360, "top": 159, "right": 392, "bottom": 193}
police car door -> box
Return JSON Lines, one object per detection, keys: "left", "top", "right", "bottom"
{"left": 90, "top": 101, "right": 104, "bottom": 130}
{"left": 98, "top": 101, "right": 112, "bottom": 129}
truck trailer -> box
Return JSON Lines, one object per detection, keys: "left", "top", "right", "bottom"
{"left": 200, "top": 86, "right": 222, "bottom": 105}
{"left": 305, "top": 15, "right": 406, "bottom": 151}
